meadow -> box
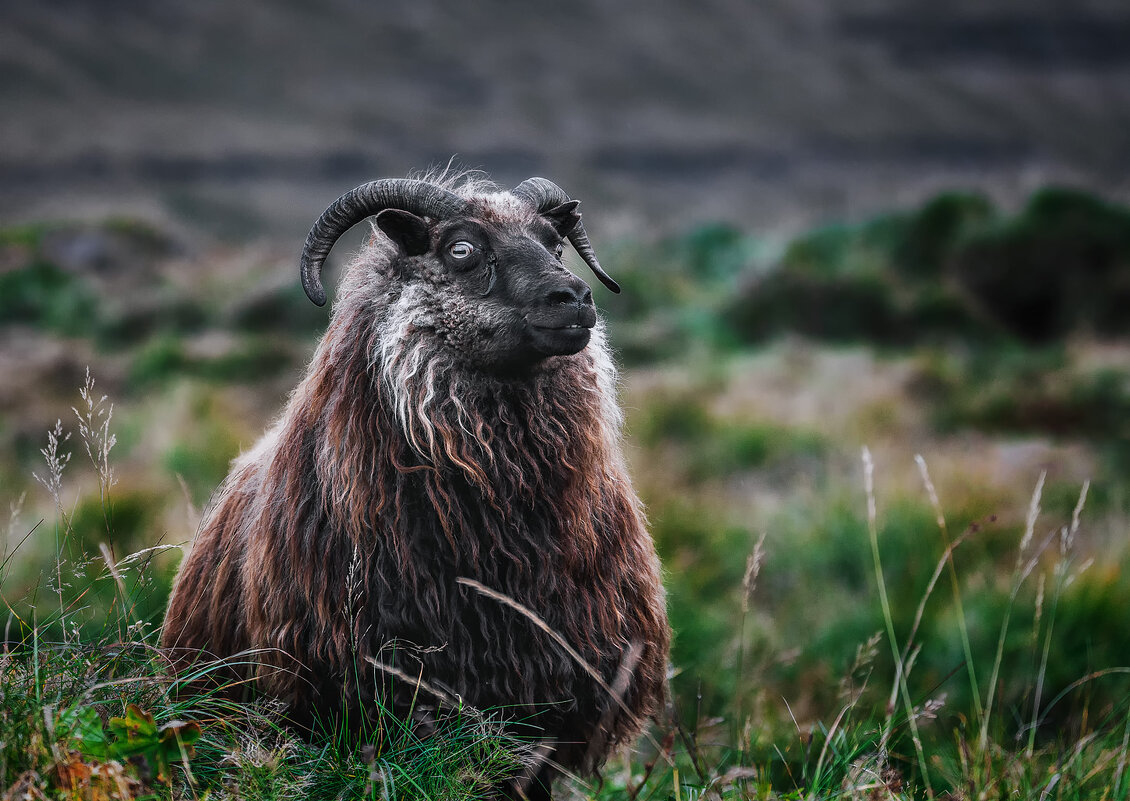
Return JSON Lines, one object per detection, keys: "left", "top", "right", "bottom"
{"left": 2, "top": 186, "right": 1129, "bottom": 799}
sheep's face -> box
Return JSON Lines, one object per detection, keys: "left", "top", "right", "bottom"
{"left": 376, "top": 204, "right": 597, "bottom": 373}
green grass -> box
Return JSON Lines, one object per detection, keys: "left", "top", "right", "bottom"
{"left": 6, "top": 376, "right": 1130, "bottom": 800}
{"left": 0, "top": 379, "right": 528, "bottom": 800}
{"left": 0, "top": 629, "right": 528, "bottom": 801}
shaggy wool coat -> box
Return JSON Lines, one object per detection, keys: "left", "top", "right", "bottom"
{"left": 161, "top": 183, "right": 670, "bottom": 781}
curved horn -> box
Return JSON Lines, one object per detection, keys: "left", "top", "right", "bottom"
{"left": 512, "top": 177, "right": 620, "bottom": 294}
{"left": 299, "top": 179, "right": 469, "bottom": 306}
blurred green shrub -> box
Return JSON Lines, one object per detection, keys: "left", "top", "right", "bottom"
{"left": 675, "top": 223, "right": 757, "bottom": 284}
{"left": 647, "top": 498, "right": 757, "bottom": 710}
{"left": 718, "top": 187, "right": 1130, "bottom": 349}
{"left": 629, "top": 391, "right": 825, "bottom": 483}
{"left": 723, "top": 272, "right": 906, "bottom": 345}
{"left": 721, "top": 194, "right": 997, "bottom": 348}
{"left": 0, "top": 260, "right": 100, "bottom": 337}
{"left": 164, "top": 397, "right": 242, "bottom": 506}
{"left": 598, "top": 223, "right": 766, "bottom": 362}
{"left": 227, "top": 282, "right": 327, "bottom": 335}
{"left": 892, "top": 191, "right": 996, "bottom": 279}
{"left": 912, "top": 347, "right": 1130, "bottom": 493}
{"left": 129, "top": 335, "right": 294, "bottom": 389}
{"left": 192, "top": 339, "right": 293, "bottom": 383}
{"left": 70, "top": 489, "right": 164, "bottom": 557}
{"left": 0, "top": 218, "right": 184, "bottom": 340}
{"left": 96, "top": 295, "right": 210, "bottom": 348}
{"left": 129, "top": 335, "right": 190, "bottom": 387}
{"left": 630, "top": 392, "right": 715, "bottom": 446}
{"left": 953, "top": 188, "right": 1130, "bottom": 343}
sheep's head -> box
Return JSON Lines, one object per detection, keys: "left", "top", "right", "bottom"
{"left": 299, "top": 177, "right": 618, "bottom": 372}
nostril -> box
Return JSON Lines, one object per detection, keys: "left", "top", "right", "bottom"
{"left": 545, "top": 285, "right": 589, "bottom": 306}
{"left": 545, "top": 290, "right": 575, "bottom": 306}
{"left": 543, "top": 274, "right": 593, "bottom": 307}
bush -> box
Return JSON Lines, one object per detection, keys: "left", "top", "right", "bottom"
{"left": 227, "top": 282, "right": 327, "bottom": 335}
{"left": 0, "top": 260, "right": 100, "bottom": 337}
{"left": 129, "top": 335, "right": 295, "bottom": 390}
{"left": 95, "top": 295, "right": 210, "bottom": 348}
{"left": 129, "top": 335, "right": 190, "bottom": 388}
{"left": 724, "top": 271, "right": 904, "bottom": 345}
{"left": 951, "top": 187, "right": 1130, "bottom": 342}
{"left": 69, "top": 489, "right": 164, "bottom": 558}
{"left": 721, "top": 187, "right": 1130, "bottom": 349}
{"left": 914, "top": 346, "right": 1130, "bottom": 441}
{"left": 891, "top": 191, "right": 996, "bottom": 280}
{"left": 721, "top": 193, "right": 1003, "bottom": 348}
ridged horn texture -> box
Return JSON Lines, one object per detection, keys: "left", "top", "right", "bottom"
{"left": 299, "top": 179, "right": 470, "bottom": 306}
{"left": 512, "top": 177, "right": 620, "bottom": 294}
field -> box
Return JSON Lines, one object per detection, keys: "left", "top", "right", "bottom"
{"left": 2, "top": 186, "right": 1129, "bottom": 798}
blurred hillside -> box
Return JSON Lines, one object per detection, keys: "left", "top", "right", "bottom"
{"left": 3, "top": 0, "right": 1129, "bottom": 244}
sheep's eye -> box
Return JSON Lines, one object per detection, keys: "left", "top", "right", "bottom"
{"left": 448, "top": 241, "right": 475, "bottom": 259}
{"left": 554, "top": 243, "right": 565, "bottom": 259}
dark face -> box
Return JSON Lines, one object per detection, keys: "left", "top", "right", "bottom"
{"left": 376, "top": 206, "right": 597, "bottom": 373}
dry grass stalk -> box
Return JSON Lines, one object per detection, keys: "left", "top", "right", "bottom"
{"left": 455, "top": 577, "right": 673, "bottom": 766}
{"left": 741, "top": 532, "right": 767, "bottom": 614}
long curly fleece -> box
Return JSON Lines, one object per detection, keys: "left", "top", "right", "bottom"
{"left": 161, "top": 174, "right": 669, "bottom": 787}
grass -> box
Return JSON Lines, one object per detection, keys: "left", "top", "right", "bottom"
{"left": 4, "top": 374, "right": 1130, "bottom": 800}
{"left": 595, "top": 454, "right": 1127, "bottom": 801}
{"left": 0, "top": 375, "right": 528, "bottom": 801}
{"left": 0, "top": 631, "right": 529, "bottom": 800}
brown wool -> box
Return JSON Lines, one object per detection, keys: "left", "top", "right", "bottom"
{"left": 161, "top": 174, "right": 670, "bottom": 794}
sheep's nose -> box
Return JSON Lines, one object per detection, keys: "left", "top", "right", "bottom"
{"left": 544, "top": 274, "right": 593, "bottom": 307}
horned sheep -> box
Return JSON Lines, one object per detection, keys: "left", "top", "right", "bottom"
{"left": 161, "top": 171, "right": 670, "bottom": 799}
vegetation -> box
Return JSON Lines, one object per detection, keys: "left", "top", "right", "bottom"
{"left": 714, "top": 187, "right": 1130, "bottom": 348}
{"left": 0, "top": 377, "right": 526, "bottom": 800}
{"left": 3, "top": 185, "right": 1129, "bottom": 797}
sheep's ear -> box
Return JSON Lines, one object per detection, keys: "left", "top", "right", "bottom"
{"left": 542, "top": 200, "right": 581, "bottom": 238}
{"left": 375, "top": 209, "right": 431, "bottom": 256}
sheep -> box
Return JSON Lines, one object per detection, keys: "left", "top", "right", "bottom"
{"left": 160, "top": 171, "right": 670, "bottom": 799}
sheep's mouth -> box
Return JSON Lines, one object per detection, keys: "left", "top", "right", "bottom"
{"left": 525, "top": 309, "right": 596, "bottom": 356}
{"left": 531, "top": 322, "right": 591, "bottom": 332}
